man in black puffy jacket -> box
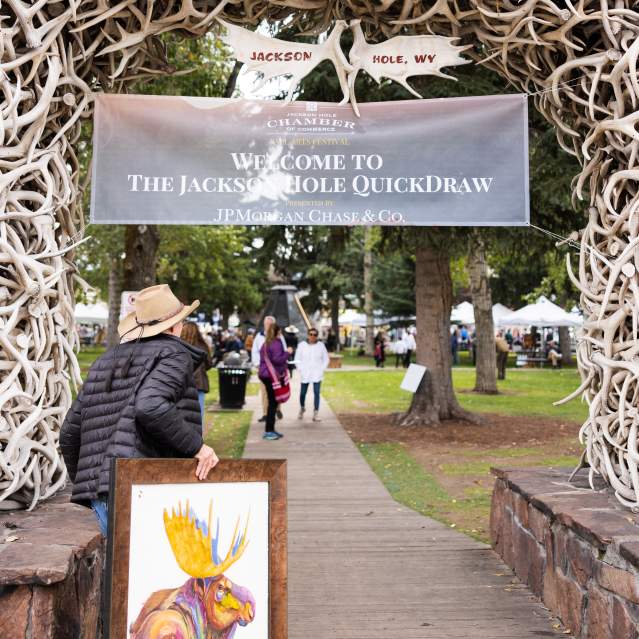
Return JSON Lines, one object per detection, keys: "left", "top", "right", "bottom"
{"left": 61, "top": 284, "right": 219, "bottom": 535}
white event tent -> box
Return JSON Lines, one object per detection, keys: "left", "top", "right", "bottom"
{"left": 74, "top": 301, "right": 109, "bottom": 326}
{"left": 497, "top": 296, "right": 581, "bottom": 328}
{"left": 450, "top": 302, "right": 514, "bottom": 326}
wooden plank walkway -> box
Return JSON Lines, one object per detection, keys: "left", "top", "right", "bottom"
{"left": 242, "top": 378, "right": 568, "bottom": 638}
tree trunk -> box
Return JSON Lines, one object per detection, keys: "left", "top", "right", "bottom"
{"left": 106, "top": 256, "right": 122, "bottom": 348}
{"left": 224, "top": 61, "right": 243, "bottom": 98}
{"left": 363, "top": 227, "right": 375, "bottom": 356}
{"left": 122, "top": 225, "right": 160, "bottom": 291}
{"left": 398, "top": 237, "right": 477, "bottom": 426}
{"left": 558, "top": 325, "right": 573, "bottom": 366}
{"left": 468, "top": 231, "right": 498, "bottom": 394}
{"left": 330, "top": 294, "right": 340, "bottom": 352}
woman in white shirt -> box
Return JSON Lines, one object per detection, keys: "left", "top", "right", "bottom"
{"left": 296, "top": 327, "right": 330, "bottom": 422}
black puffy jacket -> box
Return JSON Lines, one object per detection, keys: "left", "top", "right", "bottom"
{"left": 60, "top": 334, "right": 205, "bottom": 504}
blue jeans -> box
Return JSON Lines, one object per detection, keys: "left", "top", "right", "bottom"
{"left": 91, "top": 498, "right": 108, "bottom": 536}
{"left": 300, "top": 382, "right": 321, "bottom": 411}
{"left": 198, "top": 390, "right": 206, "bottom": 421}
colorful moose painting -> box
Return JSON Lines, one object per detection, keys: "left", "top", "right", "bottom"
{"left": 130, "top": 500, "right": 255, "bottom": 639}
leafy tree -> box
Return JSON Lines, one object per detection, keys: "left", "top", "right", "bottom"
{"left": 156, "top": 226, "right": 263, "bottom": 319}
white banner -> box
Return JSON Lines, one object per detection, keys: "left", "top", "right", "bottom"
{"left": 91, "top": 94, "right": 529, "bottom": 226}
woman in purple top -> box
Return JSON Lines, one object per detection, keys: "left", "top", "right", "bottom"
{"left": 259, "top": 323, "right": 290, "bottom": 440}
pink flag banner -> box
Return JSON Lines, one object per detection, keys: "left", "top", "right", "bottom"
{"left": 91, "top": 94, "right": 529, "bottom": 226}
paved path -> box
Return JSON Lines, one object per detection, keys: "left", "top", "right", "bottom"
{"left": 242, "top": 380, "right": 567, "bottom": 638}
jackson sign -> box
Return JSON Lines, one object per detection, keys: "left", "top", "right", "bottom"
{"left": 90, "top": 94, "right": 529, "bottom": 226}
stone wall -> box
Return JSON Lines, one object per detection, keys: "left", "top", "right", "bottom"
{"left": 0, "top": 490, "right": 103, "bottom": 638}
{"left": 491, "top": 467, "right": 639, "bottom": 638}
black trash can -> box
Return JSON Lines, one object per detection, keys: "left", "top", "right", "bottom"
{"left": 218, "top": 365, "right": 251, "bottom": 408}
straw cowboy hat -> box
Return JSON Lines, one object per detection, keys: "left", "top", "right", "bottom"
{"left": 284, "top": 325, "right": 300, "bottom": 334}
{"left": 118, "top": 284, "right": 199, "bottom": 339}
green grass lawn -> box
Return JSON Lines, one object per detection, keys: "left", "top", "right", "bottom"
{"left": 204, "top": 410, "right": 252, "bottom": 459}
{"left": 359, "top": 442, "right": 491, "bottom": 541}
{"left": 357, "top": 441, "right": 579, "bottom": 542}
{"left": 323, "top": 368, "right": 587, "bottom": 423}
{"left": 77, "top": 346, "right": 105, "bottom": 376}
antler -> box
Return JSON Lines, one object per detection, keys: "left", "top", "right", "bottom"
{"left": 163, "top": 500, "right": 250, "bottom": 579}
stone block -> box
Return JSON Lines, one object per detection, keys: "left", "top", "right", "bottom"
{"left": 512, "top": 523, "right": 545, "bottom": 595}
{"left": 585, "top": 584, "right": 612, "bottom": 639}
{"left": 501, "top": 505, "right": 515, "bottom": 569}
{"left": 551, "top": 524, "right": 569, "bottom": 575}
{"left": 513, "top": 522, "right": 532, "bottom": 584}
{"left": 0, "top": 492, "right": 104, "bottom": 638}
{"left": 512, "top": 491, "right": 529, "bottom": 528}
{"left": 0, "top": 542, "right": 72, "bottom": 585}
{"left": 597, "top": 562, "right": 639, "bottom": 604}
{"left": 76, "top": 547, "right": 103, "bottom": 636}
{"left": 490, "top": 479, "right": 507, "bottom": 554}
{"left": 31, "top": 584, "right": 56, "bottom": 638}
{"left": 566, "top": 533, "right": 596, "bottom": 587}
{"left": 612, "top": 596, "right": 639, "bottom": 639}
{"left": 557, "top": 509, "right": 639, "bottom": 550}
{"left": 528, "top": 505, "right": 548, "bottom": 543}
{"left": 529, "top": 541, "right": 546, "bottom": 599}
{"left": 619, "top": 541, "right": 639, "bottom": 570}
{"left": 543, "top": 566, "right": 585, "bottom": 635}
{"left": 0, "top": 585, "right": 31, "bottom": 636}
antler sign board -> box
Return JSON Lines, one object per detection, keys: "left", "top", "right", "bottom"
{"left": 91, "top": 93, "right": 529, "bottom": 226}
{"left": 220, "top": 19, "right": 470, "bottom": 112}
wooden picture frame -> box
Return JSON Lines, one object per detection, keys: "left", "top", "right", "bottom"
{"left": 104, "top": 458, "right": 287, "bottom": 638}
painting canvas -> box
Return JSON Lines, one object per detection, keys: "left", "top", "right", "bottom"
{"left": 105, "top": 459, "right": 287, "bottom": 639}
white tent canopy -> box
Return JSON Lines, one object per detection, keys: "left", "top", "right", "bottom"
{"left": 450, "top": 301, "right": 474, "bottom": 325}
{"left": 492, "top": 303, "right": 513, "bottom": 323}
{"left": 338, "top": 309, "right": 367, "bottom": 327}
{"left": 75, "top": 301, "right": 109, "bottom": 326}
{"left": 497, "top": 296, "right": 581, "bottom": 328}
{"left": 450, "top": 302, "right": 514, "bottom": 326}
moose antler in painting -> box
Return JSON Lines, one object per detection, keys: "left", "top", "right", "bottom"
{"left": 164, "top": 500, "right": 250, "bottom": 579}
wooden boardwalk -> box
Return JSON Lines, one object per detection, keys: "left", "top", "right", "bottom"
{"left": 242, "top": 380, "right": 568, "bottom": 638}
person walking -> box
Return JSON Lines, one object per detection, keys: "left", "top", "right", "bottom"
{"left": 392, "top": 335, "right": 406, "bottom": 368}
{"left": 252, "top": 316, "right": 288, "bottom": 422}
{"left": 284, "top": 325, "right": 299, "bottom": 377}
{"left": 402, "top": 329, "right": 416, "bottom": 368}
{"left": 374, "top": 331, "right": 386, "bottom": 368}
{"left": 60, "top": 284, "right": 219, "bottom": 536}
{"left": 181, "top": 321, "right": 213, "bottom": 423}
{"left": 258, "top": 322, "right": 289, "bottom": 440}
{"left": 451, "top": 327, "right": 459, "bottom": 365}
{"left": 296, "top": 327, "right": 329, "bottom": 422}
{"left": 495, "top": 332, "right": 510, "bottom": 380}
{"left": 244, "top": 328, "right": 255, "bottom": 352}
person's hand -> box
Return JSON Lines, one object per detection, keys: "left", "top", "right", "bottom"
{"left": 194, "top": 444, "right": 219, "bottom": 480}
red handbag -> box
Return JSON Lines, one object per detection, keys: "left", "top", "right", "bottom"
{"left": 262, "top": 345, "right": 291, "bottom": 403}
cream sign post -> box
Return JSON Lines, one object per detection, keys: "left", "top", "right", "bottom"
{"left": 219, "top": 19, "right": 469, "bottom": 114}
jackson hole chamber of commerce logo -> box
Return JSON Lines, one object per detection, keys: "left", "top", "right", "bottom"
{"left": 263, "top": 107, "right": 357, "bottom": 135}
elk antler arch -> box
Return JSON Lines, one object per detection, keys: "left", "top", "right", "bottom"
{"left": 1, "top": 0, "right": 637, "bottom": 508}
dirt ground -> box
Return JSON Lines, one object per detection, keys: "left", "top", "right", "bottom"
{"left": 339, "top": 412, "right": 583, "bottom": 540}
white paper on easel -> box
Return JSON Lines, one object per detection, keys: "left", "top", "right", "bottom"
{"left": 400, "top": 364, "right": 427, "bottom": 393}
